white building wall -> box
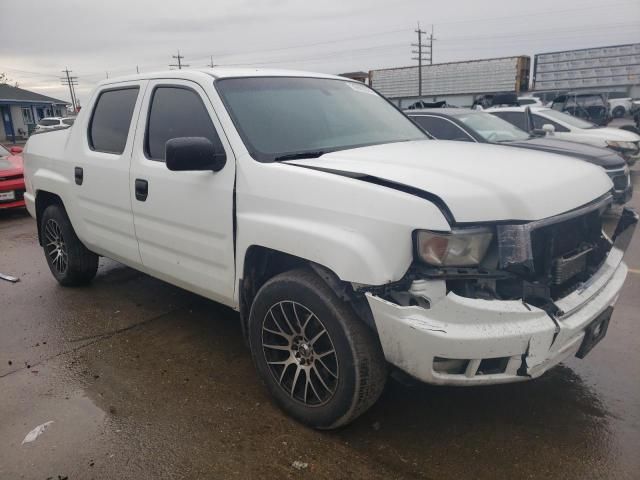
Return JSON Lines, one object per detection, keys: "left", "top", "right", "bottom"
{"left": 371, "top": 57, "right": 523, "bottom": 99}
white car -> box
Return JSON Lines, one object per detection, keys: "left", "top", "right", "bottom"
{"left": 488, "top": 106, "right": 640, "bottom": 165}
{"left": 517, "top": 96, "right": 544, "bottom": 107}
{"left": 608, "top": 97, "right": 632, "bottom": 118}
{"left": 34, "top": 116, "right": 75, "bottom": 133}
{"left": 22, "top": 68, "right": 637, "bottom": 428}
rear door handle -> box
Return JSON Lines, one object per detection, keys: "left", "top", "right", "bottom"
{"left": 135, "top": 179, "right": 148, "bottom": 201}
{"left": 74, "top": 167, "right": 83, "bottom": 185}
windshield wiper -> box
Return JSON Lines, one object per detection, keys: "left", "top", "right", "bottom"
{"left": 274, "top": 151, "right": 326, "bottom": 161}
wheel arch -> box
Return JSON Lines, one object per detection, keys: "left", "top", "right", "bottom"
{"left": 35, "top": 190, "right": 65, "bottom": 246}
{"left": 238, "top": 245, "right": 376, "bottom": 343}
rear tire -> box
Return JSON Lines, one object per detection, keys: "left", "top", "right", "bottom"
{"left": 41, "top": 204, "right": 98, "bottom": 286}
{"left": 248, "top": 268, "right": 387, "bottom": 429}
{"left": 612, "top": 106, "right": 626, "bottom": 118}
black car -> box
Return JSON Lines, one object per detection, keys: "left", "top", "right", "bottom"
{"left": 406, "top": 108, "right": 632, "bottom": 204}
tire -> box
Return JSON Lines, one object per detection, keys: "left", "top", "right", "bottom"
{"left": 612, "top": 106, "right": 626, "bottom": 118}
{"left": 248, "top": 268, "right": 387, "bottom": 429}
{"left": 41, "top": 204, "right": 98, "bottom": 286}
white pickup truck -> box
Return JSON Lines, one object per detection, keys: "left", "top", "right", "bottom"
{"left": 23, "top": 69, "right": 637, "bottom": 428}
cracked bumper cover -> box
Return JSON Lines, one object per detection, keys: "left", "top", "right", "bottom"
{"left": 366, "top": 246, "right": 629, "bottom": 386}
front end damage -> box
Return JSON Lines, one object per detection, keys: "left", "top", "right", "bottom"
{"left": 363, "top": 198, "right": 637, "bottom": 385}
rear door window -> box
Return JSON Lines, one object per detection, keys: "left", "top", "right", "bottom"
{"left": 145, "top": 86, "right": 224, "bottom": 161}
{"left": 88, "top": 87, "right": 139, "bottom": 154}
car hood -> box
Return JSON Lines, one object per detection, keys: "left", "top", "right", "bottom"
{"left": 285, "top": 140, "right": 612, "bottom": 223}
{"left": 575, "top": 126, "right": 640, "bottom": 142}
{"left": 505, "top": 137, "right": 626, "bottom": 168}
{"left": 0, "top": 154, "right": 23, "bottom": 177}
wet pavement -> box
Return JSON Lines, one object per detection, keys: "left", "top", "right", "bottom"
{"left": 1, "top": 169, "right": 639, "bottom": 480}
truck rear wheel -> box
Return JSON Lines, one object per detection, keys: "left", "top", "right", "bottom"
{"left": 248, "top": 268, "right": 387, "bottom": 429}
{"left": 41, "top": 204, "right": 98, "bottom": 286}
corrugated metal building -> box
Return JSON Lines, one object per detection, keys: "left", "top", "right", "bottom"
{"left": 532, "top": 43, "right": 640, "bottom": 100}
{"left": 370, "top": 56, "right": 530, "bottom": 108}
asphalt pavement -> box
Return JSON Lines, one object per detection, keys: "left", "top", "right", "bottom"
{"left": 1, "top": 167, "right": 639, "bottom": 479}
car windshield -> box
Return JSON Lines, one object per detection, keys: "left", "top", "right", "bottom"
{"left": 215, "top": 77, "right": 426, "bottom": 161}
{"left": 540, "top": 109, "right": 596, "bottom": 129}
{"left": 0, "top": 144, "right": 9, "bottom": 156}
{"left": 38, "top": 119, "right": 60, "bottom": 126}
{"left": 453, "top": 111, "right": 530, "bottom": 142}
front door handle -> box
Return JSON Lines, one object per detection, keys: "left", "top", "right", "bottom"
{"left": 74, "top": 167, "right": 83, "bottom": 185}
{"left": 135, "top": 179, "right": 148, "bottom": 201}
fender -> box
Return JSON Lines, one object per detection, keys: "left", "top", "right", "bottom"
{"left": 234, "top": 158, "right": 451, "bottom": 303}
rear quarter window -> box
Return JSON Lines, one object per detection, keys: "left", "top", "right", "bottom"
{"left": 88, "top": 87, "right": 139, "bottom": 154}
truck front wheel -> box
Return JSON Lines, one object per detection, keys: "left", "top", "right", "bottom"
{"left": 248, "top": 269, "right": 387, "bottom": 429}
{"left": 41, "top": 204, "right": 98, "bottom": 286}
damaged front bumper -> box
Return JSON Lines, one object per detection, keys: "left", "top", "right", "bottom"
{"left": 366, "top": 208, "right": 637, "bottom": 386}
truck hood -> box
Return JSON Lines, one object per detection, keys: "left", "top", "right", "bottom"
{"left": 285, "top": 140, "right": 613, "bottom": 223}
{"left": 505, "top": 137, "right": 626, "bottom": 169}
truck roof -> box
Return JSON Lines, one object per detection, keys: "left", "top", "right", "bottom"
{"left": 96, "top": 68, "right": 348, "bottom": 87}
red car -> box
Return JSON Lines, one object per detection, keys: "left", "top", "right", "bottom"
{"left": 0, "top": 144, "right": 25, "bottom": 210}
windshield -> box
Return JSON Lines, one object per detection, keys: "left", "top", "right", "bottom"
{"left": 453, "top": 111, "right": 530, "bottom": 142}
{"left": 540, "top": 109, "right": 596, "bottom": 129}
{"left": 0, "top": 144, "right": 9, "bottom": 156}
{"left": 216, "top": 77, "right": 426, "bottom": 161}
{"left": 38, "top": 119, "right": 60, "bottom": 126}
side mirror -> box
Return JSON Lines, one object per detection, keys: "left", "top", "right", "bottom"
{"left": 531, "top": 128, "right": 546, "bottom": 137}
{"left": 542, "top": 124, "right": 555, "bottom": 134}
{"left": 165, "top": 137, "right": 226, "bottom": 172}
{"left": 10, "top": 146, "right": 23, "bottom": 154}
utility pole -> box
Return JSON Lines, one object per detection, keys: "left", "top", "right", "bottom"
{"left": 208, "top": 56, "right": 215, "bottom": 68}
{"left": 428, "top": 25, "right": 436, "bottom": 65}
{"left": 411, "top": 24, "right": 428, "bottom": 97}
{"left": 60, "top": 68, "right": 78, "bottom": 112}
{"left": 169, "top": 50, "right": 189, "bottom": 70}
{"left": 136, "top": 65, "right": 139, "bottom": 74}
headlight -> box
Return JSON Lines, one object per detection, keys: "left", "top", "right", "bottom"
{"left": 416, "top": 228, "right": 494, "bottom": 266}
{"left": 606, "top": 140, "right": 638, "bottom": 152}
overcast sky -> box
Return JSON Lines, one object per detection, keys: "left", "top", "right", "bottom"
{"left": 1, "top": 0, "right": 639, "bottom": 104}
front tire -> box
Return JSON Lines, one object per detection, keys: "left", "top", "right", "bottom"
{"left": 248, "top": 269, "right": 387, "bottom": 429}
{"left": 41, "top": 204, "right": 98, "bottom": 286}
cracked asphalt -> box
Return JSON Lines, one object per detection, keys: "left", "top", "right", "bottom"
{"left": 1, "top": 168, "right": 639, "bottom": 479}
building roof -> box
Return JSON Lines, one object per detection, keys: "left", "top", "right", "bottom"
{"left": 0, "top": 84, "right": 69, "bottom": 105}
{"left": 338, "top": 71, "right": 369, "bottom": 78}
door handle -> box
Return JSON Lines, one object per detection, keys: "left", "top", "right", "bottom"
{"left": 74, "top": 167, "right": 83, "bottom": 185}
{"left": 135, "top": 179, "right": 148, "bottom": 201}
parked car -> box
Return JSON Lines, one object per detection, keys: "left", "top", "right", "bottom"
{"left": 488, "top": 106, "right": 640, "bottom": 165}
{"left": 550, "top": 92, "right": 610, "bottom": 126}
{"left": 34, "top": 117, "right": 75, "bottom": 133}
{"left": 517, "top": 96, "right": 544, "bottom": 107}
{"left": 0, "top": 144, "right": 25, "bottom": 210}
{"left": 23, "top": 69, "right": 638, "bottom": 428}
{"left": 608, "top": 96, "right": 633, "bottom": 119}
{"left": 406, "top": 108, "right": 632, "bottom": 204}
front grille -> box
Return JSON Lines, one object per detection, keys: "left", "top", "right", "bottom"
{"left": 530, "top": 208, "right": 610, "bottom": 298}
{"left": 610, "top": 172, "right": 629, "bottom": 190}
